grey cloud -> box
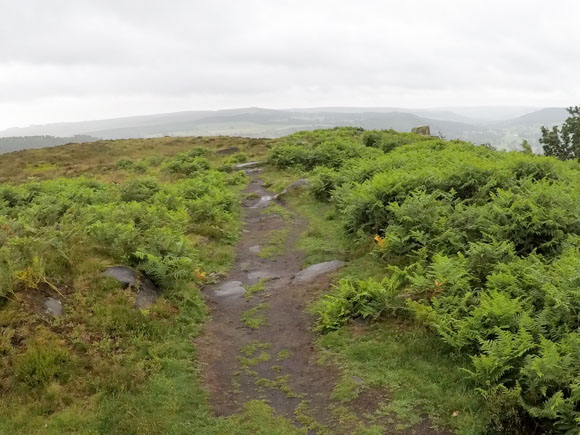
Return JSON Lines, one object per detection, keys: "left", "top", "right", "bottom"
{"left": 0, "top": 0, "right": 579, "bottom": 129}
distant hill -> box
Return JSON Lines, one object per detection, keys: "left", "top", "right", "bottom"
{"left": 0, "top": 135, "right": 100, "bottom": 154}
{"left": 0, "top": 106, "right": 569, "bottom": 153}
{"left": 502, "top": 107, "right": 569, "bottom": 125}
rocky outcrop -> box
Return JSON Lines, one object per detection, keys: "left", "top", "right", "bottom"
{"left": 411, "top": 125, "right": 431, "bottom": 136}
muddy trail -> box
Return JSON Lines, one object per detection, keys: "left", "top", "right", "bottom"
{"left": 197, "top": 170, "right": 443, "bottom": 434}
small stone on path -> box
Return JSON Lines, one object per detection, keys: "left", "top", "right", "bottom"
{"left": 249, "top": 245, "right": 261, "bottom": 254}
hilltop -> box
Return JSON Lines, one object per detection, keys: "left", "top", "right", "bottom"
{"left": 1, "top": 128, "right": 579, "bottom": 434}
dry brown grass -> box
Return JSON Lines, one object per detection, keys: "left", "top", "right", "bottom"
{"left": 0, "top": 136, "right": 273, "bottom": 182}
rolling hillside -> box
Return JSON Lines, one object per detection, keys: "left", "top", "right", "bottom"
{"left": 0, "top": 107, "right": 569, "bottom": 154}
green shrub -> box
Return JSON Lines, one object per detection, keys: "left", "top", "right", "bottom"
{"left": 162, "top": 155, "right": 210, "bottom": 176}
{"left": 269, "top": 144, "right": 311, "bottom": 169}
{"left": 277, "top": 127, "right": 580, "bottom": 432}
{"left": 312, "top": 277, "right": 402, "bottom": 332}
{"left": 120, "top": 177, "right": 160, "bottom": 202}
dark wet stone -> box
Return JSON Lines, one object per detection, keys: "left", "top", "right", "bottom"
{"left": 44, "top": 297, "right": 62, "bottom": 317}
{"left": 211, "top": 281, "right": 246, "bottom": 297}
{"left": 102, "top": 266, "right": 160, "bottom": 309}
{"left": 293, "top": 260, "right": 345, "bottom": 284}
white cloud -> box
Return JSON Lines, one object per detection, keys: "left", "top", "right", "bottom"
{"left": 0, "top": 0, "right": 579, "bottom": 129}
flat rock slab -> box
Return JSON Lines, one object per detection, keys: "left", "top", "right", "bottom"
{"left": 102, "top": 266, "right": 160, "bottom": 309}
{"left": 249, "top": 245, "right": 261, "bottom": 254}
{"left": 233, "top": 161, "right": 264, "bottom": 170}
{"left": 44, "top": 297, "right": 62, "bottom": 317}
{"left": 293, "top": 260, "right": 345, "bottom": 284}
{"left": 211, "top": 281, "right": 246, "bottom": 297}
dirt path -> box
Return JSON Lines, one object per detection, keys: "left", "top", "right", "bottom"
{"left": 197, "top": 171, "right": 443, "bottom": 433}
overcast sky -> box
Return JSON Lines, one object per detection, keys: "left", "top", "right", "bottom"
{"left": 0, "top": 0, "right": 578, "bottom": 130}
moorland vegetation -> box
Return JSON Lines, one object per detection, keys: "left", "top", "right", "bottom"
{"left": 1, "top": 125, "right": 579, "bottom": 433}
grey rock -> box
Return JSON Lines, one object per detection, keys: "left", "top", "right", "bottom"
{"left": 411, "top": 125, "right": 431, "bottom": 136}
{"left": 102, "top": 266, "right": 160, "bottom": 309}
{"left": 102, "top": 266, "right": 137, "bottom": 286}
{"left": 44, "top": 297, "right": 62, "bottom": 317}
{"left": 249, "top": 245, "right": 261, "bottom": 254}
{"left": 250, "top": 195, "right": 273, "bottom": 209}
{"left": 273, "top": 179, "right": 310, "bottom": 200}
{"left": 212, "top": 280, "right": 246, "bottom": 297}
{"left": 293, "top": 260, "right": 345, "bottom": 284}
{"left": 216, "top": 146, "right": 240, "bottom": 155}
{"left": 233, "top": 161, "right": 264, "bottom": 170}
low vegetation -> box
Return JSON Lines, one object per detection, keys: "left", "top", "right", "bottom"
{"left": 270, "top": 127, "right": 580, "bottom": 433}
{"left": 2, "top": 125, "right": 580, "bottom": 433}
{"left": 0, "top": 135, "right": 283, "bottom": 433}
